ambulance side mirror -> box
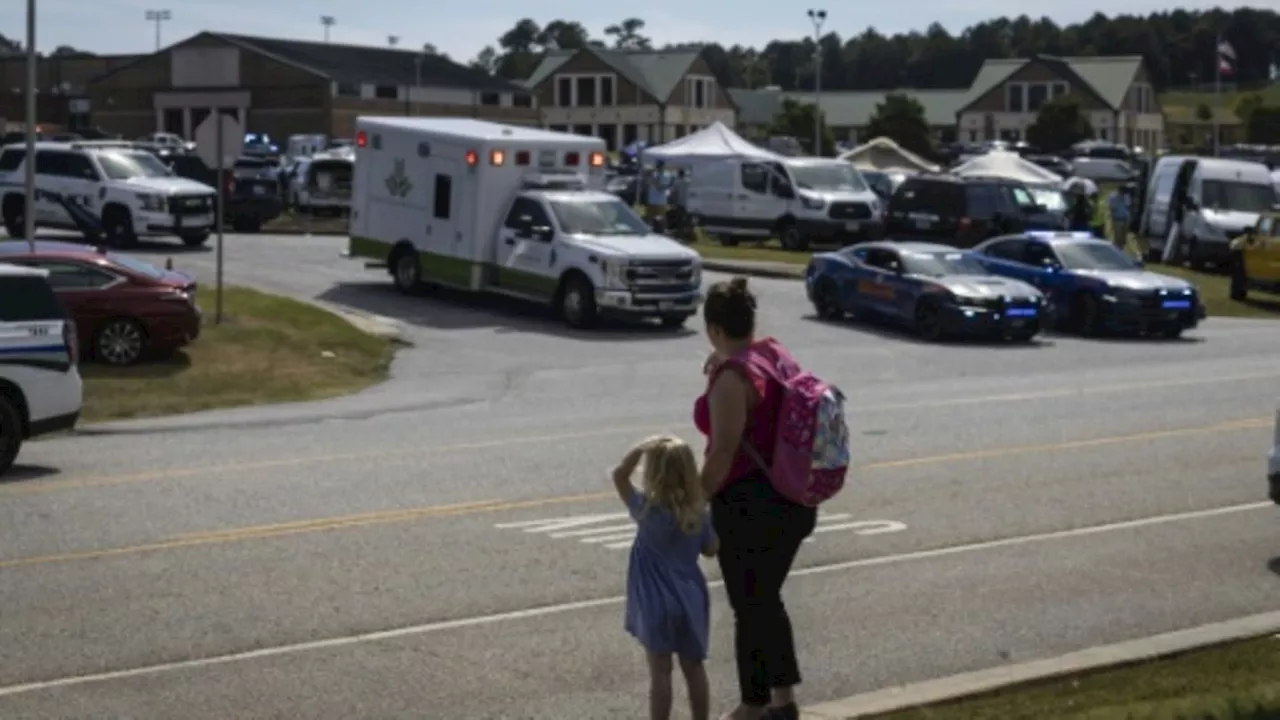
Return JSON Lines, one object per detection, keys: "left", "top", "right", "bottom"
{"left": 532, "top": 226, "right": 554, "bottom": 242}
{"left": 514, "top": 216, "right": 535, "bottom": 238}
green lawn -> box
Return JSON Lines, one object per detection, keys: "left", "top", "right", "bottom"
{"left": 691, "top": 239, "right": 1280, "bottom": 320}
{"left": 868, "top": 635, "right": 1280, "bottom": 720}
{"left": 1159, "top": 84, "right": 1280, "bottom": 113}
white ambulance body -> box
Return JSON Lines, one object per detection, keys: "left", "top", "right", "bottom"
{"left": 348, "top": 117, "right": 703, "bottom": 328}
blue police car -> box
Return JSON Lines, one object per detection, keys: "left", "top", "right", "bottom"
{"left": 971, "top": 231, "right": 1205, "bottom": 338}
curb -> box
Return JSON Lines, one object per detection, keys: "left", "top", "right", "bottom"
{"left": 801, "top": 609, "right": 1280, "bottom": 719}
{"left": 701, "top": 259, "right": 804, "bottom": 280}
{"left": 309, "top": 300, "right": 408, "bottom": 344}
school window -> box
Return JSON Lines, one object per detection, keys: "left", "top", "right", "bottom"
{"left": 433, "top": 174, "right": 452, "bottom": 220}
{"left": 1027, "top": 84, "right": 1048, "bottom": 111}
{"left": 693, "top": 78, "right": 707, "bottom": 108}
{"left": 373, "top": 85, "right": 398, "bottom": 100}
{"left": 1051, "top": 82, "right": 1068, "bottom": 98}
{"left": 480, "top": 92, "right": 500, "bottom": 106}
{"left": 1006, "top": 84, "right": 1024, "bottom": 112}
{"left": 575, "top": 76, "right": 596, "bottom": 107}
{"left": 599, "top": 76, "right": 614, "bottom": 106}
{"left": 512, "top": 93, "right": 533, "bottom": 108}
{"left": 334, "top": 81, "right": 361, "bottom": 97}
{"left": 556, "top": 77, "right": 572, "bottom": 107}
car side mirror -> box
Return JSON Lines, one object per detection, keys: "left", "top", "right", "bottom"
{"left": 514, "top": 216, "right": 534, "bottom": 238}
{"left": 774, "top": 182, "right": 795, "bottom": 199}
{"left": 532, "top": 225, "right": 554, "bottom": 242}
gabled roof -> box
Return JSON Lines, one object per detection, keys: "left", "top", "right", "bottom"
{"left": 957, "top": 55, "right": 1144, "bottom": 114}
{"left": 90, "top": 31, "right": 527, "bottom": 95}
{"left": 523, "top": 46, "right": 704, "bottom": 102}
{"left": 727, "top": 88, "right": 969, "bottom": 128}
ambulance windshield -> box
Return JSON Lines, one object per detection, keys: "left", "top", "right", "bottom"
{"left": 548, "top": 197, "right": 651, "bottom": 236}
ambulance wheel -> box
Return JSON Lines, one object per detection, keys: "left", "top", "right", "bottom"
{"left": 559, "top": 274, "right": 598, "bottom": 329}
{"left": 391, "top": 246, "right": 421, "bottom": 294}
{"left": 0, "top": 393, "right": 21, "bottom": 477}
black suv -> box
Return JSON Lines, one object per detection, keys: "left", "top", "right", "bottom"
{"left": 164, "top": 153, "right": 282, "bottom": 233}
{"left": 886, "top": 175, "right": 1054, "bottom": 248}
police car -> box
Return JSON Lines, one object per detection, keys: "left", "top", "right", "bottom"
{"left": 0, "top": 263, "right": 83, "bottom": 475}
{"left": 0, "top": 141, "right": 218, "bottom": 248}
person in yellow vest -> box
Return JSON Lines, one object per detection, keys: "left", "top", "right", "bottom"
{"left": 1228, "top": 226, "right": 1264, "bottom": 301}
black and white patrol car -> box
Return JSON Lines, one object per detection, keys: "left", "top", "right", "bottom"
{"left": 0, "top": 141, "right": 218, "bottom": 247}
{"left": 0, "top": 262, "right": 83, "bottom": 475}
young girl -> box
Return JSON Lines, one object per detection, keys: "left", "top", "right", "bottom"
{"left": 612, "top": 435, "right": 719, "bottom": 720}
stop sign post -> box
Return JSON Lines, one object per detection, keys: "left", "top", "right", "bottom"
{"left": 193, "top": 112, "right": 244, "bottom": 324}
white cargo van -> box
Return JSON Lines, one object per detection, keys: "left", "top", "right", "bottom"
{"left": 687, "top": 156, "right": 884, "bottom": 250}
{"left": 1139, "top": 156, "right": 1278, "bottom": 266}
{"left": 348, "top": 118, "right": 703, "bottom": 329}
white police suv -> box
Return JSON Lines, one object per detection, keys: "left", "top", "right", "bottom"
{"left": 0, "top": 262, "right": 83, "bottom": 475}
{"left": 0, "top": 141, "right": 217, "bottom": 248}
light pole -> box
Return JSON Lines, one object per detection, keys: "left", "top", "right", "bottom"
{"left": 807, "top": 9, "right": 827, "bottom": 156}
{"left": 320, "top": 15, "right": 335, "bottom": 42}
{"left": 144, "top": 10, "right": 171, "bottom": 51}
{"left": 23, "top": 0, "right": 35, "bottom": 249}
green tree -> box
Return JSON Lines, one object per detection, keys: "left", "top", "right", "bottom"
{"left": 767, "top": 98, "right": 835, "bottom": 156}
{"left": 1025, "top": 97, "right": 1094, "bottom": 153}
{"left": 604, "top": 18, "right": 650, "bottom": 49}
{"left": 1235, "top": 93, "right": 1264, "bottom": 122}
{"left": 1195, "top": 103, "right": 1213, "bottom": 122}
{"left": 1245, "top": 105, "right": 1280, "bottom": 144}
{"left": 864, "top": 93, "right": 933, "bottom": 159}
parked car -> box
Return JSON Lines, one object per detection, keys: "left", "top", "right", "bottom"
{"left": 885, "top": 174, "right": 1052, "bottom": 248}
{"left": 0, "top": 241, "right": 201, "bottom": 364}
{"left": 1230, "top": 209, "right": 1280, "bottom": 300}
{"left": 804, "top": 240, "right": 1046, "bottom": 342}
{"left": 165, "top": 153, "right": 282, "bottom": 232}
{"left": 971, "top": 231, "right": 1205, "bottom": 338}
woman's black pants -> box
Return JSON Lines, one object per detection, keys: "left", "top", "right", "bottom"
{"left": 712, "top": 473, "right": 818, "bottom": 706}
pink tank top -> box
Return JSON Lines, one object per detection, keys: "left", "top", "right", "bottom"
{"left": 693, "top": 338, "right": 786, "bottom": 492}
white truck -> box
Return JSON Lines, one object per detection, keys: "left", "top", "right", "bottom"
{"left": 348, "top": 117, "right": 703, "bottom": 328}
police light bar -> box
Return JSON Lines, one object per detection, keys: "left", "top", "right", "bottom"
{"left": 521, "top": 172, "right": 587, "bottom": 190}
{"left": 1027, "top": 230, "right": 1095, "bottom": 239}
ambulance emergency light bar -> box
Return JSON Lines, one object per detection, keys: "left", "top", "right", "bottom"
{"left": 464, "top": 148, "right": 605, "bottom": 169}
{"left": 520, "top": 172, "right": 589, "bottom": 190}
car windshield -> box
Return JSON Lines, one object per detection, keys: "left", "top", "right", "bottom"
{"left": 1029, "top": 186, "right": 1067, "bottom": 211}
{"left": 901, "top": 251, "right": 988, "bottom": 276}
{"left": 107, "top": 252, "right": 166, "bottom": 279}
{"left": 1201, "top": 180, "right": 1277, "bottom": 213}
{"left": 1054, "top": 242, "right": 1140, "bottom": 271}
{"left": 96, "top": 151, "right": 172, "bottom": 179}
{"left": 549, "top": 198, "right": 650, "bottom": 236}
{"left": 787, "top": 163, "right": 868, "bottom": 192}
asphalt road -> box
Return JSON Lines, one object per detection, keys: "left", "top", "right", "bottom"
{"left": 1, "top": 232, "right": 1278, "bottom": 718}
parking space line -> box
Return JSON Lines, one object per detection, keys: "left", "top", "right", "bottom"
{"left": 0, "top": 416, "right": 1267, "bottom": 572}
{"left": 0, "top": 500, "right": 1266, "bottom": 700}
{"left": 6, "top": 373, "right": 1275, "bottom": 498}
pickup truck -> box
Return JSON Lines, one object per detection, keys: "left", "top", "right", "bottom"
{"left": 164, "top": 152, "right": 282, "bottom": 233}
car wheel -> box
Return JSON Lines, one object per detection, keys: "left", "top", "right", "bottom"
{"left": 1071, "top": 293, "right": 1101, "bottom": 336}
{"left": 1008, "top": 330, "right": 1038, "bottom": 343}
{"left": 1161, "top": 325, "right": 1184, "bottom": 339}
{"left": 391, "top": 247, "right": 421, "bottom": 294}
{"left": 914, "top": 299, "right": 945, "bottom": 342}
{"left": 660, "top": 314, "right": 691, "bottom": 329}
{"left": 180, "top": 231, "right": 210, "bottom": 247}
{"left": 0, "top": 393, "right": 21, "bottom": 477}
{"left": 778, "top": 222, "right": 807, "bottom": 251}
{"left": 95, "top": 318, "right": 147, "bottom": 366}
{"left": 559, "top": 274, "right": 598, "bottom": 329}
{"left": 813, "top": 279, "right": 843, "bottom": 320}
{"left": 102, "top": 206, "right": 137, "bottom": 248}
{"left": 231, "top": 216, "right": 263, "bottom": 233}
{"left": 2, "top": 194, "right": 25, "bottom": 238}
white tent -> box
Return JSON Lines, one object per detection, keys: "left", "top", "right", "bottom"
{"left": 951, "top": 150, "right": 1063, "bottom": 185}
{"left": 643, "top": 121, "right": 782, "bottom": 163}
{"left": 837, "top": 136, "right": 939, "bottom": 173}
{"left": 1272, "top": 169, "right": 1280, "bottom": 189}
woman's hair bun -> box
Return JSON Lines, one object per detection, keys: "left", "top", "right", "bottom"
{"left": 729, "top": 276, "right": 749, "bottom": 294}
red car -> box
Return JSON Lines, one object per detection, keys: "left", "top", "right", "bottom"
{"left": 0, "top": 241, "right": 200, "bottom": 364}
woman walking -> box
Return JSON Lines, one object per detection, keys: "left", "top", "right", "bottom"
{"left": 694, "top": 277, "right": 817, "bottom": 720}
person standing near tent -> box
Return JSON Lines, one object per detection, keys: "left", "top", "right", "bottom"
{"left": 1106, "top": 184, "right": 1133, "bottom": 252}
{"left": 646, "top": 160, "right": 674, "bottom": 232}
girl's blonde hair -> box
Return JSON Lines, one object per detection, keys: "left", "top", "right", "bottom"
{"left": 639, "top": 435, "right": 705, "bottom": 535}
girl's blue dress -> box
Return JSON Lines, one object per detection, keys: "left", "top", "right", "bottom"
{"left": 624, "top": 488, "right": 714, "bottom": 660}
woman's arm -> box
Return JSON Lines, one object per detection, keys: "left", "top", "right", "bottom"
{"left": 699, "top": 370, "right": 749, "bottom": 497}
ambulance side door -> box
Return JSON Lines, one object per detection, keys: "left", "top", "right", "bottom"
{"left": 495, "top": 196, "right": 554, "bottom": 297}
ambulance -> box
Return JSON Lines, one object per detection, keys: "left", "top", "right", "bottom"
{"left": 347, "top": 117, "right": 703, "bottom": 329}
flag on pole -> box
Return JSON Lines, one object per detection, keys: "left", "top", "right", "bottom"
{"left": 1217, "top": 40, "right": 1236, "bottom": 76}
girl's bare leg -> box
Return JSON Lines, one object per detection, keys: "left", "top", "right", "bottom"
{"left": 647, "top": 651, "right": 674, "bottom": 720}
{"left": 678, "top": 654, "right": 710, "bottom": 720}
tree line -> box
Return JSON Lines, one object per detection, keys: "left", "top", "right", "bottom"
{"left": 472, "top": 9, "right": 1280, "bottom": 92}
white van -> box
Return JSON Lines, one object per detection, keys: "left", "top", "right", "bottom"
{"left": 347, "top": 117, "right": 702, "bottom": 329}
{"left": 289, "top": 147, "right": 355, "bottom": 216}
{"left": 1139, "top": 156, "right": 1279, "bottom": 266}
{"left": 687, "top": 157, "right": 884, "bottom": 250}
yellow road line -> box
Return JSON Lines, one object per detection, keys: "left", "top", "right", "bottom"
{"left": 0, "top": 417, "right": 1267, "bottom": 572}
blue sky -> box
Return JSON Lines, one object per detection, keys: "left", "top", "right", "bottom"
{"left": 2, "top": 0, "right": 1256, "bottom": 61}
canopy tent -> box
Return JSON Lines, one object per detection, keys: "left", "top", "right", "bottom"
{"left": 951, "top": 150, "right": 1064, "bottom": 185}
{"left": 1272, "top": 169, "right": 1280, "bottom": 189}
{"left": 837, "top": 136, "right": 939, "bottom": 173}
{"left": 642, "top": 122, "right": 782, "bottom": 163}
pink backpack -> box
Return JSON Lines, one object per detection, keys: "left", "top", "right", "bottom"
{"left": 735, "top": 341, "right": 850, "bottom": 507}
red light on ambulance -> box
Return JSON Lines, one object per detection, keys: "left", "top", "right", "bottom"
{"left": 465, "top": 150, "right": 478, "bottom": 166}
{"left": 355, "top": 131, "right": 368, "bottom": 148}
{"left": 564, "top": 152, "right": 580, "bottom": 166}
{"left": 490, "top": 149, "right": 505, "bottom": 166}
{"left": 589, "top": 152, "right": 605, "bottom": 168}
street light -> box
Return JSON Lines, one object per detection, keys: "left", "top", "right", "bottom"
{"left": 807, "top": 9, "right": 827, "bottom": 156}
{"left": 320, "top": 16, "right": 335, "bottom": 43}
{"left": 144, "top": 9, "right": 171, "bottom": 51}
{"left": 23, "top": 0, "right": 35, "bottom": 249}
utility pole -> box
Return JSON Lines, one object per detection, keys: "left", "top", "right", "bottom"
{"left": 23, "top": 0, "right": 35, "bottom": 249}
{"left": 807, "top": 9, "right": 827, "bottom": 156}
{"left": 320, "top": 16, "right": 335, "bottom": 43}
{"left": 144, "top": 9, "right": 171, "bottom": 51}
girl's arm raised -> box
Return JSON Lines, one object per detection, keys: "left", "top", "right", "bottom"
{"left": 611, "top": 443, "right": 647, "bottom": 508}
